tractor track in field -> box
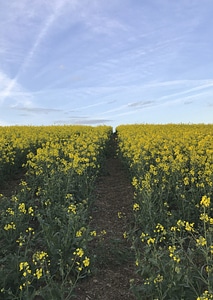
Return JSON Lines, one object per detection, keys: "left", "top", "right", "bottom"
{"left": 74, "top": 134, "right": 138, "bottom": 300}
{"left": 0, "top": 170, "right": 26, "bottom": 197}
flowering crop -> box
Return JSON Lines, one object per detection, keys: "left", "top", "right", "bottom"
{"left": 117, "top": 124, "right": 213, "bottom": 299}
{"left": 0, "top": 126, "right": 51, "bottom": 183}
{"left": 0, "top": 125, "right": 112, "bottom": 299}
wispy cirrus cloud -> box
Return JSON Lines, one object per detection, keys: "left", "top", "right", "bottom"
{"left": 0, "top": 71, "right": 33, "bottom": 107}
{"left": 151, "top": 81, "right": 213, "bottom": 106}
{"left": 207, "top": 102, "right": 213, "bottom": 107}
{"left": 75, "top": 100, "right": 114, "bottom": 111}
{"left": 0, "top": 0, "right": 76, "bottom": 104}
{"left": 83, "top": 14, "right": 129, "bottom": 36}
{"left": 97, "top": 79, "right": 213, "bottom": 120}
{"left": 141, "top": 79, "right": 213, "bottom": 89}
{"left": 11, "top": 106, "right": 63, "bottom": 114}
{"left": 1, "top": 0, "right": 213, "bottom": 126}
{"left": 0, "top": 0, "right": 128, "bottom": 107}
{"left": 54, "top": 117, "right": 112, "bottom": 125}
{"left": 128, "top": 100, "right": 155, "bottom": 108}
{"left": 18, "top": 0, "right": 76, "bottom": 73}
{"left": 73, "top": 118, "right": 112, "bottom": 125}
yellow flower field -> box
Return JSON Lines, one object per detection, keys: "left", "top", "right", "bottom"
{"left": 116, "top": 124, "right": 213, "bottom": 299}
{"left": 0, "top": 123, "right": 212, "bottom": 299}
{"left": 0, "top": 125, "right": 112, "bottom": 299}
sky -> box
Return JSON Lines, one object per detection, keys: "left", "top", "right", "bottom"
{"left": 0, "top": 0, "right": 213, "bottom": 128}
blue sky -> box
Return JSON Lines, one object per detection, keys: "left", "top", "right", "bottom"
{"left": 0, "top": 0, "right": 213, "bottom": 128}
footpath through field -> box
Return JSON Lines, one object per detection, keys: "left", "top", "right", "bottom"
{"left": 74, "top": 134, "right": 137, "bottom": 300}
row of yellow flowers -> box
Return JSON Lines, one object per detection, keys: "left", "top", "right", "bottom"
{"left": 0, "top": 125, "right": 112, "bottom": 299}
{"left": 0, "top": 125, "right": 111, "bottom": 180}
{"left": 117, "top": 124, "right": 213, "bottom": 300}
{"left": 0, "top": 125, "right": 68, "bottom": 181}
{"left": 0, "top": 126, "right": 38, "bottom": 180}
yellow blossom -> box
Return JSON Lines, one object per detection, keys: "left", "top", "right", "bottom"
{"left": 200, "top": 195, "right": 211, "bottom": 208}
{"left": 67, "top": 204, "right": 77, "bottom": 214}
{"left": 26, "top": 227, "right": 34, "bottom": 234}
{"left": 168, "top": 245, "right": 180, "bottom": 263}
{"left": 34, "top": 268, "right": 43, "bottom": 279}
{"left": 28, "top": 207, "right": 34, "bottom": 216}
{"left": 76, "top": 262, "right": 82, "bottom": 271}
{"left": 18, "top": 203, "right": 27, "bottom": 214}
{"left": 183, "top": 177, "right": 189, "bottom": 185}
{"left": 90, "top": 230, "right": 97, "bottom": 237}
{"left": 76, "top": 230, "right": 83, "bottom": 237}
{"left": 117, "top": 211, "right": 122, "bottom": 218}
{"left": 147, "top": 237, "right": 155, "bottom": 245}
{"left": 6, "top": 208, "right": 14, "bottom": 215}
{"left": 133, "top": 203, "right": 140, "bottom": 211}
{"left": 73, "top": 248, "right": 84, "bottom": 258}
{"left": 19, "top": 262, "right": 31, "bottom": 277}
{"left": 44, "top": 199, "right": 51, "bottom": 206}
{"left": 100, "top": 230, "right": 107, "bottom": 235}
{"left": 185, "top": 221, "right": 194, "bottom": 232}
{"left": 200, "top": 213, "right": 209, "bottom": 222}
{"left": 16, "top": 235, "right": 25, "bottom": 247}
{"left": 196, "top": 236, "right": 207, "bottom": 247}
{"left": 11, "top": 195, "right": 18, "bottom": 202}
{"left": 170, "top": 226, "right": 178, "bottom": 232}
{"left": 154, "top": 223, "right": 166, "bottom": 234}
{"left": 32, "top": 251, "right": 49, "bottom": 265}
{"left": 123, "top": 231, "right": 127, "bottom": 239}
{"left": 4, "top": 222, "right": 16, "bottom": 230}
{"left": 154, "top": 274, "right": 163, "bottom": 284}
{"left": 83, "top": 256, "right": 90, "bottom": 267}
{"left": 177, "top": 220, "right": 185, "bottom": 227}
{"left": 197, "top": 290, "right": 213, "bottom": 300}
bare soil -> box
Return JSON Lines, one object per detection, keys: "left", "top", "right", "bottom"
{"left": 0, "top": 170, "right": 26, "bottom": 197}
{"left": 74, "top": 135, "right": 138, "bottom": 300}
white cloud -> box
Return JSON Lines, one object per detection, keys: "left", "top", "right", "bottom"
{"left": 83, "top": 14, "right": 128, "bottom": 35}
{"left": 1, "top": 0, "right": 213, "bottom": 126}
{"left": 20, "top": 0, "right": 74, "bottom": 72}
{"left": 0, "top": 71, "right": 33, "bottom": 107}
{"left": 0, "top": 0, "right": 76, "bottom": 104}
{"left": 11, "top": 106, "right": 63, "bottom": 114}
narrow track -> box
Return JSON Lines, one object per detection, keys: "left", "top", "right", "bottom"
{"left": 74, "top": 135, "right": 137, "bottom": 300}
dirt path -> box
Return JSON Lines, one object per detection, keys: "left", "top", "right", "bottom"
{"left": 0, "top": 171, "right": 25, "bottom": 197}
{"left": 74, "top": 135, "right": 137, "bottom": 299}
